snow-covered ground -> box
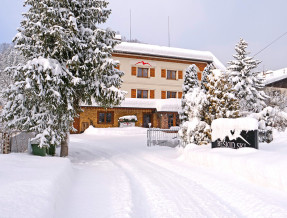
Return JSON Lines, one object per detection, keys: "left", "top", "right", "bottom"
{"left": 0, "top": 154, "right": 72, "bottom": 218}
{"left": 1, "top": 127, "right": 287, "bottom": 217}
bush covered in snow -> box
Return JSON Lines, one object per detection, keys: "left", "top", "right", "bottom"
{"left": 249, "top": 106, "right": 287, "bottom": 143}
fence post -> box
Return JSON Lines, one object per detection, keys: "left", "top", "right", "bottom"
{"left": 3, "top": 132, "right": 11, "bottom": 154}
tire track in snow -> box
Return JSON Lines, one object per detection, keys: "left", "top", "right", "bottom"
{"left": 141, "top": 154, "right": 287, "bottom": 218}
{"left": 110, "top": 154, "right": 237, "bottom": 218}
{"left": 67, "top": 142, "right": 134, "bottom": 218}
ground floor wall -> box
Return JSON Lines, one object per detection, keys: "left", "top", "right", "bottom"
{"left": 72, "top": 107, "right": 179, "bottom": 134}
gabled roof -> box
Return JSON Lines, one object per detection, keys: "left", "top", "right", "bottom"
{"left": 114, "top": 42, "right": 226, "bottom": 70}
{"left": 81, "top": 98, "right": 181, "bottom": 112}
{"left": 264, "top": 68, "right": 287, "bottom": 85}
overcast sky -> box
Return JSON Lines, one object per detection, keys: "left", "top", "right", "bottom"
{"left": 0, "top": 0, "right": 286, "bottom": 70}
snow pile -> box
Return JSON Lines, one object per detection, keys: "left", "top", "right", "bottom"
{"left": 211, "top": 118, "right": 258, "bottom": 141}
{"left": 118, "top": 115, "right": 138, "bottom": 122}
{"left": 180, "top": 132, "right": 287, "bottom": 192}
{"left": 83, "top": 126, "right": 147, "bottom": 135}
{"left": 0, "top": 154, "right": 73, "bottom": 218}
{"left": 264, "top": 68, "right": 287, "bottom": 85}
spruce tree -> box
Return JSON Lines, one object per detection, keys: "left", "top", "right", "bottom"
{"left": 227, "top": 38, "right": 267, "bottom": 113}
{"left": 206, "top": 70, "right": 240, "bottom": 125}
{"left": 200, "top": 64, "right": 213, "bottom": 92}
{"left": 1, "top": 0, "right": 125, "bottom": 156}
{"left": 179, "top": 64, "right": 199, "bottom": 123}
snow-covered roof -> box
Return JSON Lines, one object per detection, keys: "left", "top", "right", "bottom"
{"left": 114, "top": 42, "right": 226, "bottom": 70}
{"left": 264, "top": 68, "right": 287, "bottom": 85}
{"left": 81, "top": 98, "right": 181, "bottom": 112}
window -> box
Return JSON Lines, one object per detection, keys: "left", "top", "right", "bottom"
{"left": 167, "top": 91, "right": 177, "bottom": 99}
{"left": 168, "top": 114, "right": 174, "bottom": 128}
{"left": 137, "top": 67, "right": 149, "bottom": 78}
{"left": 167, "top": 113, "right": 179, "bottom": 128}
{"left": 167, "top": 70, "right": 176, "bottom": 80}
{"left": 137, "top": 90, "right": 148, "bottom": 98}
{"left": 98, "top": 112, "right": 114, "bottom": 124}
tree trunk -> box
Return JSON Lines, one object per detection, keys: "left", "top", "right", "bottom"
{"left": 60, "top": 133, "right": 69, "bottom": 157}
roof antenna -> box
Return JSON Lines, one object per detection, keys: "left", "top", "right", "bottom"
{"left": 130, "top": 9, "right": 132, "bottom": 41}
{"left": 168, "top": 16, "right": 171, "bottom": 47}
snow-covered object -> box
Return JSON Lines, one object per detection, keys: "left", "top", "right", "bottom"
{"left": 82, "top": 98, "right": 181, "bottom": 112}
{"left": 115, "top": 42, "right": 226, "bottom": 70}
{"left": 227, "top": 38, "right": 267, "bottom": 113}
{"left": 211, "top": 117, "right": 258, "bottom": 141}
{"left": 118, "top": 115, "right": 138, "bottom": 122}
{"left": 264, "top": 68, "right": 287, "bottom": 85}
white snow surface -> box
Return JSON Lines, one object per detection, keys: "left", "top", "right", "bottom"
{"left": 1, "top": 127, "right": 287, "bottom": 217}
{"left": 115, "top": 42, "right": 226, "bottom": 70}
{"left": 82, "top": 98, "right": 181, "bottom": 112}
{"left": 181, "top": 130, "right": 287, "bottom": 193}
{"left": 0, "top": 154, "right": 72, "bottom": 218}
{"left": 264, "top": 68, "right": 287, "bottom": 85}
{"left": 211, "top": 117, "right": 258, "bottom": 141}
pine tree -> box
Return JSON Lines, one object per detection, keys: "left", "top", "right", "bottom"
{"left": 205, "top": 70, "right": 240, "bottom": 126}
{"left": 1, "top": 0, "right": 125, "bottom": 156}
{"left": 179, "top": 64, "right": 199, "bottom": 123}
{"left": 200, "top": 64, "right": 213, "bottom": 92}
{"left": 179, "top": 87, "right": 211, "bottom": 145}
{"left": 227, "top": 38, "right": 267, "bottom": 113}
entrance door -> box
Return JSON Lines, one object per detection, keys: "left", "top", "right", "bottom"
{"left": 143, "top": 113, "right": 152, "bottom": 128}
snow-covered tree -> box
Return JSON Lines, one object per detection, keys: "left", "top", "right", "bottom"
{"left": 179, "top": 88, "right": 210, "bottom": 145}
{"left": 205, "top": 70, "right": 240, "bottom": 125}
{"left": 179, "top": 64, "right": 199, "bottom": 123}
{"left": 1, "top": 0, "right": 125, "bottom": 156}
{"left": 200, "top": 64, "right": 213, "bottom": 92}
{"left": 227, "top": 38, "right": 267, "bottom": 113}
{"left": 179, "top": 65, "right": 212, "bottom": 146}
{"left": 0, "top": 44, "right": 25, "bottom": 103}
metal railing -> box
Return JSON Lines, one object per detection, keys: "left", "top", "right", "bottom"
{"left": 147, "top": 127, "right": 184, "bottom": 147}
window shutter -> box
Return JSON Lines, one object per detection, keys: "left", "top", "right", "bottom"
{"left": 161, "top": 91, "right": 166, "bottom": 99}
{"left": 131, "top": 89, "right": 137, "bottom": 98}
{"left": 150, "top": 68, "right": 155, "bottom": 77}
{"left": 197, "top": 72, "right": 202, "bottom": 81}
{"left": 131, "top": 67, "right": 137, "bottom": 76}
{"left": 115, "top": 64, "right": 120, "bottom": 70}
{"left": 178, "top": 92, "right": 183, "bottom": 99}
{"left": 178, "top": 71, "right": 183, "bottom": 79}
{"left": 161, "top": 69, "right": 166, "bottom": 78}
{"left": 150, "top": 90, "right": 155, "bottom": 99}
